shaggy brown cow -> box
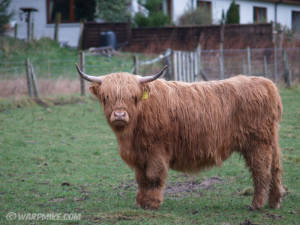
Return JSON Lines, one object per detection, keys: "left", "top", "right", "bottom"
{"left": 75, "top": 64, "right": 283, "bottom": 210}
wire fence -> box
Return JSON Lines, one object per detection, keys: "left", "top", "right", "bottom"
{"left": 0, "top": 47, "right": 299, "bottom": 98}
{"left": 172, "top": 46, "right": 300, "bottom": 84}
{"left": 200, "top": 47, "right": 300, "bottom": 83}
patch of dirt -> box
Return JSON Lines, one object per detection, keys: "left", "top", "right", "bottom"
{"left": 91, "top": 210, "right": 175, "bottom": 223}
{"left": 48, "top": 197, "right": 65, "bottom": 203}
{"left": 164, "top": 176, "right": 223, "bottom": 197}
{"left": 115, "top": 177, "right": 223, "bottom": 198}
{"left": 265, "top": 212, "right": 282, "bottom": 220}
{"left": 0, "top": 78, "right": 83, "bottom": 97}
{"left": 239, "top": 219, "right": 258, "bottom": 225}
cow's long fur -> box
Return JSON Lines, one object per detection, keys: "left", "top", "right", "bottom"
{"left": 90, "top": 74, "right": 283, "bottom": 210}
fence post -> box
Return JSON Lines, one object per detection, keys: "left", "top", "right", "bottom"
{"left": 14, "top": 23, "right": 18, "bottom": 39}
{"left": 273, "top": 33, "right": 278, "bottom": 82}
{"left": 77, "top": 21, "right": 84, "bottom": 50}
{"left": 133, "top": 55, "right": 139, "bottom": 74}
{"left": 247, "top": 47, "right": 252, "bottom": 75}
{"left": 163, "top": 49, "right": 172, "bottom": 80}
{"left": 242, "top": 57, "right": 247, "bottom": 74}
{"left": 283, "top": 50, "right": 291, "bottom": 87}
{"left": 31, "top": 21, "right": 34, "bottom": 40}
{"left": 54, "top": 12, "right": 61, "bottom": 42}
{"left": 30, "top": 61, "right": 39, "bottom": 98}
{"left": 172, "top": 51, "right": 176, "bottom": 80}
{"left": 219, "top": 43, "right": 224, "bottom": 80}
{"left": 185, "top": 52, "right": 189, "bottom": 82}
{"left": 26, "top": 11, "right": 31, "bottom": 42}
{"left": 78, "top": 51, "right": 86, "bottom": 96}
{"left": 25, "top": 58, "right": 33, "bottom": 97}
{"left": 196, "top": 44, "right": 201, "bottom": 81}
{"left": 189, "top": 51, "right": 193, "bottom": 82}
{"left": 264, "top": 56, "right": 268, "bottom": 77}
{"left": 172, "top": 51, "right": 177, "bottom": 80}
{"left": 180, "top": 51, "right": 184, "bottom": 81}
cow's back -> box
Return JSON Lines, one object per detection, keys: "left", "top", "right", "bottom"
{"left": 137, "top": 76, "right": 281, "bottom": 172}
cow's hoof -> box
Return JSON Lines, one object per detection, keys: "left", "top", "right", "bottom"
{"left": 268, "top": 201, "right": 280, "bottom": 209}
{"left": 248, "top": 204, "right": 263, "bottom": 211}
{"left": 136, "top": 198, "right": 161, "bottom": 210}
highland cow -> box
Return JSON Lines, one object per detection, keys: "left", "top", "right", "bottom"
{"left": 76, "top": 64, "right": 283, "bottom": 210}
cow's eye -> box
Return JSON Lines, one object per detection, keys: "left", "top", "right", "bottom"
{"left": 133, "top": 96, "right": 138, "bottom": 105}
{"left": 102, "top": 95, "right": 108, "bottom": 105}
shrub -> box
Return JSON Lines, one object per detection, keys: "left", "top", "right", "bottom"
{"left": 225, "top": 0, "right": 240, "bottom": 24}
{"left": 132, "top": 0, "right": 169, "bottom": 28}
{"left": 179, "top": 7, "right": 212, "bottom": 26}
{"left": 133, "top": 13, "right": 149, "bottom": 27}
{"left": 0, "top": 0, "right": 13, "bottom": 34}
{"left": 75, "top": 0, "right": 96, "bottom": 21}
{"left": 96, "top": 0, "right": 131, "bottom": 22}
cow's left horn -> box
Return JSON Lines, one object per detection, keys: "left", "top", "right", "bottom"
{"left": 138, "top": 65, "right": 168, "bottom": 84}
{"left": 75, "top": 64, "right": 103, "bottom": 84}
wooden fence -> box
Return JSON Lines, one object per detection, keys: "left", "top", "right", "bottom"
{"left": 173, "top": 46, "right": 200, "bottom": 82}
{"left": 20, "top": 46, "right": 295, "bottom": 98}
{"left": 172, "top": 46, "right": 294, "bottom": 86}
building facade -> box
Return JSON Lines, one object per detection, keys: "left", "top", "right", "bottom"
{"left": 164, "top": 0, "right": 300, "bottom": 31}
{"left": 7, "top": 0, "right": 300, "bottom": 48}
{"left": 8, "top": 0, "right": 83, "bottom": 47}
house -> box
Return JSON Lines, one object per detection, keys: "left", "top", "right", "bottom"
{"left": 163, "top": 0, "right": 300, "bottom": 31}
{"left": 7, "top": 0, "right": 143, "bottom": 47}
{"left": 7, "top": 0, "right": 82, "bottom": 47}
{"left": 7, "top": 0, "right": 300, "bottom": 48}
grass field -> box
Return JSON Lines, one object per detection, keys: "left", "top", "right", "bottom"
{"left": 0, "top": 37, "right": 163, "bottom": 98}
{"left": 0, "top": 37, "right": 158, "bottom": 79}
{"left": 0, "top": 87, "right": 299, "bottom": 225}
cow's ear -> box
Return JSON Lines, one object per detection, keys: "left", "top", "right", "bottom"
{"left": 89, "top": 84, "right": 100, "bottom": 97}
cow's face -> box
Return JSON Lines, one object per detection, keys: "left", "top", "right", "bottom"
{"left": 90, "top": 73, "right": 143, "bottom": 130}
{"left": 75, "top": 64, "right": 167, "bottom": 131}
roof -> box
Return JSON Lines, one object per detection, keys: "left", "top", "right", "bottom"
{"left": 257, "top": 0, "right": 300, "bottom": 5}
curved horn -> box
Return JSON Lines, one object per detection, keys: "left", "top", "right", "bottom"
{"left": 138, "top": 65, "right": 168, "bottom": 84}
{"left": 75, "top": 63, "right": 103, "bottom": 84}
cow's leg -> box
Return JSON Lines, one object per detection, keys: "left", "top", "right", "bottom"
{"left": 135, "top": 155, "right": 168, "bottom": 210}
{"left": 268, "top": 142, "right": 284, "bottom": 209}
{"left": 243, "top": 144, "right": 272, "bottom": 210}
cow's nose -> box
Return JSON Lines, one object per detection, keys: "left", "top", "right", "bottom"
{"left": 114, "top": 111, "right": 126, "bottom": 118}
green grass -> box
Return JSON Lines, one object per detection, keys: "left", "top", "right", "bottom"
{"left": 0, "top": 37, "right": 133, "bottom": 79}
{"left": 0, "top": 87, "right": 299, "bottom": 225}
{"left": 0, "top": 37, "right": 160, "bottom": 80}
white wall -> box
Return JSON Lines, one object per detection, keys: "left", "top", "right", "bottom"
{"left": 277, "top": 4, "right": 300, "bottom": 28}
{"left": 8, "top": 0, "right": 80, "bottom": 47}
{"left": 172, "top": 0, "right": 194, "bottom": 24}
{"left": 212, "top": 0, "right": 275, "bottom": 24}
{"left": 170, "top": 0, "right": 300, "bottom": 29}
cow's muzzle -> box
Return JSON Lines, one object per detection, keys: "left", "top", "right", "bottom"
{"left": 110, "top": 110, "right": 129, "bottom": 127}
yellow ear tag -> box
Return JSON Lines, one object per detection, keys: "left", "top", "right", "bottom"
{"left": 141, "top": 90, "right": 149, "bottom": 100}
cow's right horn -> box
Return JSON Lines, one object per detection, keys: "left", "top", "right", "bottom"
{"left": 138, "top": 65, "right": 168, "bottom": 84}
{"left": 75, "top": 64, "right": 103, "bottom": 84}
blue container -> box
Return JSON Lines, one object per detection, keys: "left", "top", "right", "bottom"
{"left": 99, "top": 31, "right": 117, "bottom": 49}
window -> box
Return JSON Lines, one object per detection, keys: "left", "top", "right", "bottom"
{"left": 292, "top": 11, "right": 300, "bottom": 32}
{"left": 197, "top": 1, "right": 212, "bottom": 20}
{"left": 253, "top": 7, "right": 267, "bottom": 23}
{"left": 197, "top": 0, "right": 211, "bottom": 12}
{"left": 47, "top": 0, "right": 75, "bottom": 23}
{"left": 46, "top": 0, "right": 95, "bottom": 23}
